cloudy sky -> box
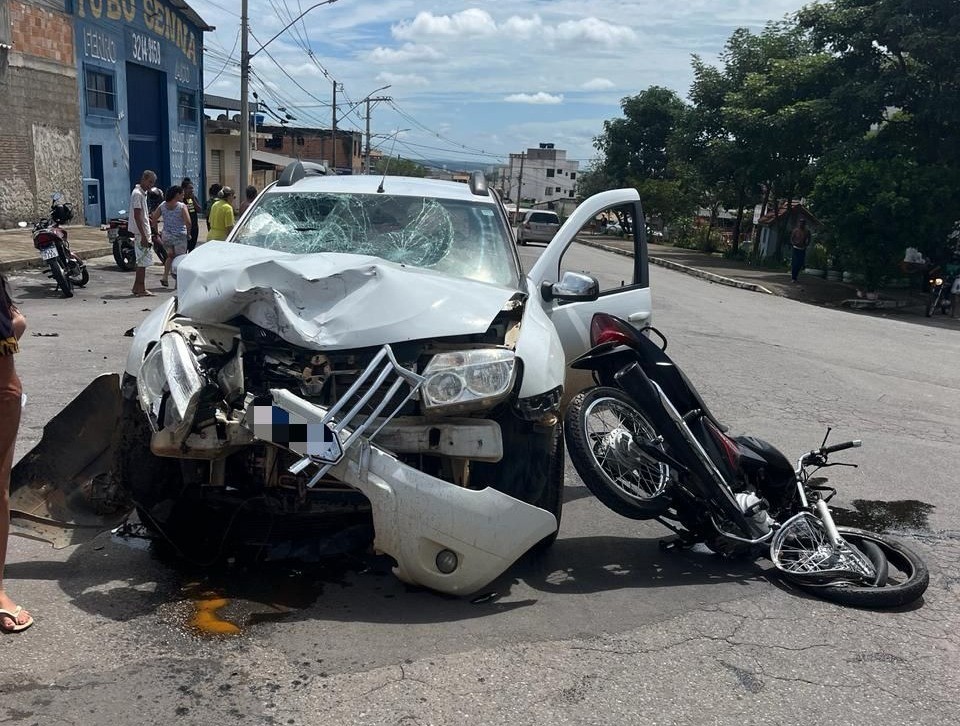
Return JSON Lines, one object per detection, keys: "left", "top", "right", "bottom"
{"left": 192, "top": 0, "right": 807, "bottom": 168}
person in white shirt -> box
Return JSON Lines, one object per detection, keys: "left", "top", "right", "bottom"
{"left": 130, "top": 170, "right": 157, "bottom": 297}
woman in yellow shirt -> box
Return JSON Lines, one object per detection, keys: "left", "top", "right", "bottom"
{"left": 206, "top": 186, "right": 236, "bottom": 242}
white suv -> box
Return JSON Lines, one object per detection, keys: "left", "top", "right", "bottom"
{"left": 41, "top": 163, "right": 654, "bottom": 596}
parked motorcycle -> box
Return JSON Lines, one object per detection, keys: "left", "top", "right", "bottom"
{"left": 564, "top": 313, "right": 929, "bottom": 608}
{"left": 19, "top": 194, "right": 89, "bottom": 298}
{"left": 925, "top": 269, "right": 955, "bottom": 317}
{"left": 106, "top": 210, "right": 136, "bottom": 271}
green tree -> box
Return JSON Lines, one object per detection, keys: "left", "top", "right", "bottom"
{"left": 372, "top": 156, "right": 428, "bottom": 177}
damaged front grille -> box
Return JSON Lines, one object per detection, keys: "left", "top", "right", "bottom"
{"left": 256, "top": 344, "right": 425, "bottom": 487}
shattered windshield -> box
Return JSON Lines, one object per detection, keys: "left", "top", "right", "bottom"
{"left": 231, "top": 191, "right": 521, "bottom": 287}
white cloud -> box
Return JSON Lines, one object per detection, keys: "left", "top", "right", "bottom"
{"left": 365, "top": 44, "right": 442, "bottom": 64}
{"left": 501, "top": 14, "right": 545, "bottom": 39}
{"left": 554, "top": 17, "right": 637, "bottom": 45}
{"left": 582, "top": 77, "right": 615, "bottom": 90}
{"left": 394, "top": 9, "right": 498, "bottom": 39}
{"left": 504, "top": 92, "right": 564, "bottom": 105}
{"left": 376, "top": 72, "right": 429, "bottom": 87}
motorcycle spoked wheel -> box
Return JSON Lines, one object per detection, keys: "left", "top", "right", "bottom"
{"left": 564, "top": 386, "right": 673, "bottom": 519}
{"left": 48, "top": 258, "right": 73, "bottom": 298}
{"left": 772, "top": 518, "right": 929, "bottom": 608}
{"left": 926, "top": 290, "right": 941, "bottom": 317}
{"left": 67, "top": 260, "right": 89, "bottom": 288}
{"left": 114, "top": 243, "right": 136, "bottom": 271}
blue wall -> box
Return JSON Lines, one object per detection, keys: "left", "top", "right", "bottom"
{"left": 69, "top": 0, "right": 205, "bottom": 221}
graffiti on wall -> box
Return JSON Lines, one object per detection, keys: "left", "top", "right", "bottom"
{"left": 32, "top": 124, "right": 83, "bottom": 220}
{"left": 170, "top": 130, "right": 200, "bottom": 183}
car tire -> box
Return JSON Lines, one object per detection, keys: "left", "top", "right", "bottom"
{"left": 471, "top": 411, "right": 563, "bottom": 550}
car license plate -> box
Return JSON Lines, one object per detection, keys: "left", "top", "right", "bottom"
{"left": 251, "top": 404, "right": 344, "bottom": 465}
{"left": 39, "top": 246, "right": 59, "bottom": 261}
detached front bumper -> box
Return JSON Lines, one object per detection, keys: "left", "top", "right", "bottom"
{"left": 259, "top": 387, "right": 557, "bottom": 594}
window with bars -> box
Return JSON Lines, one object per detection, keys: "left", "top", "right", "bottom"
{"left": 178, "top": 88, "right": 198, "bottom": 125}
{"left": 84, "top": 66, "right": 116, "bottom": 115}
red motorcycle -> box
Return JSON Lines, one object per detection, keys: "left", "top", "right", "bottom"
{"left": 21, "top": 195, "right": 89, "bottom": 298}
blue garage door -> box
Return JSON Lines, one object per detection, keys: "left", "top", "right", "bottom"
{"left": 126, "top": 62, "right": 169, "bottom": 189}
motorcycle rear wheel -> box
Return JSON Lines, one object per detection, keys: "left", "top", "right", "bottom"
{"left": 565, "top": 386, "right": 672, "bottom": 519}
{"left": 778, "top": 526, "right": 928, "bottom": 608}
{"left": 48, "top": 258, "right": 73, "bottom": 298}
{"left": 113, "top": 243, "right": 135, "bottom": 271}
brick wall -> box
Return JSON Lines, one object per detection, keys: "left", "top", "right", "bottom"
{"left": 0, "top": 1, "right": 81, "bottom": 227}
{"left": 10, "top": 0, "right": 74, "bottom": 64}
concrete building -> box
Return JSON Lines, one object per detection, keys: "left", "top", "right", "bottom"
{"left": 502, "top": 143, "right": 579, "bottom": 208}
{"left": 70, "top": 0, "right": 212, "bottom": 223}
{"left": 0, "top": 0, "right": 83, "bottom": 227}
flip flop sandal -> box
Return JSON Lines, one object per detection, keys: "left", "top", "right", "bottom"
{"left": 0, "top": 606, "right": 34, "bottom": 633}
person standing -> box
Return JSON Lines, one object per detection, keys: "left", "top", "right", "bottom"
{"left": 239, "top": 185, "right": 258, "bottom": 216}
{"left": 181, "top": 178, "right": 200, "bottom": 252}
{"left": 151, "top": 185, "right": 191, "bottom": 288}
{"left": 0, "top": 272, "right": 31, "bottom": 633}
{"left": 790, "top": 217, "right": 812, "bottom": 283}
{"left": 206, "top": 186, "right": 236, "bottom": 242}
{"left": 205, "top": 183, "right": 222, "bottom": 225}
{"left": 130, "top": 170, "right": 157, "bottom": 297}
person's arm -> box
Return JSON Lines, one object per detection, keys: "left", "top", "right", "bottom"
{"left": 224, "top": 206, "right": 235, "bottom": 233}
{"left": 11, "top": 306, "right": 26, "bottom": 340}
{"left": 150, "top": 206, "right": 162, "bottom": 225}
{"left": 133, "top": 206, "right": 149, "bottom": 241}
{"left": 181, "top": 204, "right": 191, "bottom": 228}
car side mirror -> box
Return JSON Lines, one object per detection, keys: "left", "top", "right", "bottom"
{"left": 541, "top": 271, "right": 600, "bottom": 302}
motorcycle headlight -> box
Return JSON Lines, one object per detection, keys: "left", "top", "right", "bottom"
{"left": 422, "top": 349, "right": 517, "bottom": 412}
{"left": 934, "top": 277, "right": 944, "bottom": 286}
{"left": 137, "top": 333, "right": 204, "bottom": 431}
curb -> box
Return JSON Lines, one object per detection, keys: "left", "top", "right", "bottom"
{"left": 576, "top": 239, "right": 774, "bottom": 295}
{"left": 0, "top": 246, "right": 115, "bottom": 274}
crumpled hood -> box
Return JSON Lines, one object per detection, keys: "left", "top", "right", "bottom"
{"left": 175, "top": 242, "right": 520, "bottom": 350}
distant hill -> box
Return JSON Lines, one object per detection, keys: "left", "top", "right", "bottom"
{"left": 413, "top": 159, "right": 498, "bottom": 174}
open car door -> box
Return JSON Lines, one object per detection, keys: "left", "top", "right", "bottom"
{"left": 528, "top": 189, "right": 651, "bottom": 398}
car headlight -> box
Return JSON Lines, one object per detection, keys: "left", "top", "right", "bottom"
{"left": 422, "top": 349, "right": 517, "bottom": 412}
{"left": 137, "top": 332, "right": 204, "bottom": 431}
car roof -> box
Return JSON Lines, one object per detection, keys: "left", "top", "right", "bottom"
{"left": 264, "top": 174, "right": 498, "bottom": 204}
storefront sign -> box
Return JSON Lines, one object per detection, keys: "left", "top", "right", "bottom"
{"left": 75, "top": 0, "right": 198, "bottom": 65}
{"left": 82, "top": 27, "right": 118, "bottom": 64}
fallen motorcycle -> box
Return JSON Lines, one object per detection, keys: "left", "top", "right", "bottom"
{"left": 19, "top": 194, "right": 89, "bottom": 298}
{"left": 564, "top": 313, "right": 928, "bottom": 608}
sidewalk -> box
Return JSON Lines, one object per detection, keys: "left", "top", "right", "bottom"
{"left": 0, "top": 224, "right": 115, "bottom": 273}
{"left": 578, "top": 235, "right": 954, "bottom": 320}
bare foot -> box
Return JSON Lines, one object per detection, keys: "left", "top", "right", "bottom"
{"left": 133, "top": 290, "right": 156, "bottom": 297}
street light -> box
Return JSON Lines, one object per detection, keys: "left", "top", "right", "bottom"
{"left": 239, "top": 0, "right": 340, "bottom": 188}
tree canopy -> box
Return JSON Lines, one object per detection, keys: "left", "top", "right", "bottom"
{"left": 588, "top": 0, "right": 960, "bottom": 281}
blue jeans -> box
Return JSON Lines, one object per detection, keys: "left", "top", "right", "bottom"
{"left": 791, "top": 247, "right": 806, "bottom": 281}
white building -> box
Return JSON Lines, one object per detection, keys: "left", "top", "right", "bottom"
{"left": 501, "top": 143, "right": 579, "bottom": 206}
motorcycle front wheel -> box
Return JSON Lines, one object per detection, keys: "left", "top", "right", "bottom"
{"left": 774, "top": 522, "right": 928, "bottom": 608}
{"left": 564, "top": 386, "right": 673, "bottom": 519}
{"left": 67, "top": 260, "right": 89, "bottom": 288}
{"left": 926, "top": 289, "right": 942, "bottom": 317}
{"left": 48, "top": 258, "right": 73, "bottom": 298}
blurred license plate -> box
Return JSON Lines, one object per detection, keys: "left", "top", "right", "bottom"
{"left": 39, "top": 247, "right": 59, "bottom": 260}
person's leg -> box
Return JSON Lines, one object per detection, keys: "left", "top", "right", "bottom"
{"left": 132, "top": 244, "right": 155, "bottom": 296}
{"left": 0, "top": 361, "right": 29, "bottom": 631}
{"left": 161, "top": 245, "right": 173, "bottom": 286}
{"left": 791, "top": 248, "right": 803, "bottom": 281}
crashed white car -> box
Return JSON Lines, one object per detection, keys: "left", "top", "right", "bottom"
{"left": 13, "top": 162, "right": 652, "bottom": 595}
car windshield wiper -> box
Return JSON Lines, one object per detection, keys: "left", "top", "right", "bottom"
{"left": 294, "top": 226, "right": 319, "bottom": 232}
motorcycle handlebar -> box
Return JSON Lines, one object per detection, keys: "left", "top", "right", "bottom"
{"left": 822, "top": 440, "right": 862, "bottom": 455}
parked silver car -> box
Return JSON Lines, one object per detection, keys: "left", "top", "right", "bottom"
{"left": 517, "top": 209, "right": 561, "bottom": 245}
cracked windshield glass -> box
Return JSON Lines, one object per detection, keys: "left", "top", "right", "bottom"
{"left": 232, "top": 192, "right": 520, "bottom": 287}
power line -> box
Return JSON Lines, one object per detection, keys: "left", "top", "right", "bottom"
{"left": 204, "top": 26, "right": 241, "bottom": 90}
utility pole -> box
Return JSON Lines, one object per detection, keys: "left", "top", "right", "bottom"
{"left": 514, "top": 152, "right": 525, "bottom": 223}
{"left": 363, "top": 93, "right": 391, "bottom": 174}
{"left": 331, "top": 80, "right": 342, "bottom": 172}
{"left": 239, "top": 0, "right": 339, "bottom": 186}
{"left": 239, "top": 0, "right": 249, "bottom": 190}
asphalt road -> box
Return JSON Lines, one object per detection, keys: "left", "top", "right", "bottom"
{"left": 3, "top": 247, "right": 959, "bottom": 725}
